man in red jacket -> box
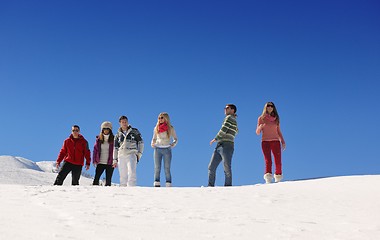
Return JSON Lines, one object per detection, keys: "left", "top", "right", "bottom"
{"left": 54, "top": 125, "right": 91, "bottom": 185}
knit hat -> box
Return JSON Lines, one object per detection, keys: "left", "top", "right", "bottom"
{"left": 101, "top": 121, "right": 112, "bottom": 130}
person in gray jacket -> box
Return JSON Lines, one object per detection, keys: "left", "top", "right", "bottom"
{"left": 113, "top": 115, "right": 144, "bottom": 186}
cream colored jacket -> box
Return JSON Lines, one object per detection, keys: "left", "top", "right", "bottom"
{"left": 151, "top": 128, "right": 178, "bottom": 148}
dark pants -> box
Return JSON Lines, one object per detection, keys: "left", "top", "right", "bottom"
{"left": 208, "top": 142, "right": 234, "bottom": 187}
{"left": 54, "top": 161, "right": 83, "bottom": 185}
{"left": 93, "top": 164, "right": 114, "bottom": 186}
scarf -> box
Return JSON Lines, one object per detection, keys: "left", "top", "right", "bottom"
{"left": 158, "top": 123, "right": 169, "bottom": 133}
{"left": 103, "top": 134, "right": 109, "bottom": 142}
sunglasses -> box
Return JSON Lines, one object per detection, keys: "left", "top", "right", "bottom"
{"left": 267, "top": 105, "right": 274, "bottom": 108}
{"left": 159, "top": 117, "right": 164, "bottom": 119}
{"left": 72, "top": 129, "right": 79, "bottom": 132}
{"left": 102, "top": 128, "right": 111, "bottom": 131}
{"left": 224, "top": 106, "right": 230, "bottom": 110}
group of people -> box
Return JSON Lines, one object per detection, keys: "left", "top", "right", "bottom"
{"left": 53, "top": 102, "right": 286, "bottom": 187}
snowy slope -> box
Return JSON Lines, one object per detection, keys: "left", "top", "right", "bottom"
{"left": 0, "top": 155, "right": 379, "bottom": 240}
{"left": 0, "top": 155, "right": 93, "bottom": 185}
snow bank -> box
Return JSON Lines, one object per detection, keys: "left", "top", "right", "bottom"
{"left": 0, "top": 155, "right": 42, "bottom": 171}
{"left": 0, "top": 155, "right": 93, "bottom": 185}
{"left": 1, "top": 155, "right": 379, "bottom": 240}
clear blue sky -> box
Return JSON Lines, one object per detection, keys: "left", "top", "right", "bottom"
{"left": 1, "top": 0, "right": 379, "bottom": 186}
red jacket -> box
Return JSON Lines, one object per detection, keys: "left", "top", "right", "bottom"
{"left": 56, "top": 134, "right": 91, "bottom": 166}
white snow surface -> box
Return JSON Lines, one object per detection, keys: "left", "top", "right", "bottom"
{"left": 0, "top": 156, "right": 93, "bottom": 185}
{"left": 0, "top": 155, "right": 379, "bottom": 240}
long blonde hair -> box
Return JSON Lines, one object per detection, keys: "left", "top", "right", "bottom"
{"left": 154, "top": 112, "right": 174, "bottom": 138}
{"left": 259, "top": 102, "right": 280, "bottom": 124}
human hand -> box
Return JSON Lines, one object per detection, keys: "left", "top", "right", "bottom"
{"left": 210, "top": 139, "right": 216, "bottom": 145}
{"left": 112, "top": 160, "right": 118, "bottom": 168}
{"left": 282, "top": 142, "right": 286, "bottom": 151}
{"left": 85, "top": 164, "right": 90, "bottom": 170}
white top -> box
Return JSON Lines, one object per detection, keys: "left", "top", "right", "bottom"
{"left": 151, "top": 128, "right": 178, "bottom": 148}
{"left": 99, "top": 135, "right": 110, "bottom": 164}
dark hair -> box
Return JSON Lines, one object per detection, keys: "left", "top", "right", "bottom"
{"left": 99, "top": 130, "right": 115, "bottom": 144}
{"left": 119, "top": 115, "right": 128, "bottom": 122}
{"left": 72, "top": 125, "right": 80, "bottom": 130}
{"left": 226, "top": 104, "right": 237, "bottom": 113}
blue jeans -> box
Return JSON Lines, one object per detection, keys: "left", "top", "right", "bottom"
{"left": 154, "top": 147, "right": 172, "bottom": 183}
{"left": 208, "top": 142, "right": 234, "bottom": 187}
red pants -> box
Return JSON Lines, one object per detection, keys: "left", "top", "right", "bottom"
{"left": 261, "top": 141, "right": 282, "bottom": 175}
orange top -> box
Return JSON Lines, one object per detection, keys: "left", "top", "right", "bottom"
{"left": 256, "top": 115, "right": 285, "bottom": 143}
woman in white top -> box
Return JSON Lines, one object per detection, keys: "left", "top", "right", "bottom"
{"left": 92, "top": 121, "right": 115, "bottom": 186}
{"left": 151, "top": 112, "right": 178, "bottom": 187}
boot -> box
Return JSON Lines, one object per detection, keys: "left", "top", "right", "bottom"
{"left": 165, "top": 182, "right": 172, "bottom": 187}
{"left": 274, "top": 174, "right": 283, "bottom": 183}
{"left": 153, "top": 181, "right": 160, "bottom": 187}
{"left": 263, "top": 173, "right": 273, "bottom": 184}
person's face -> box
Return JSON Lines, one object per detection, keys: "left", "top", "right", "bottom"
{"left": 102, "top": 128, "right": 110, "bottom": 135}
{"left": 71, "top": 127, "right": 80, "bottom": 137}
{"left": 266, "top": 104, "right": 274, "bottom": 113}
{"left": 120, "top": 119, "right": 128, "bottom": 129}
{"left": 158, "top": 115, "right": 165, "bottom": 123}
{"left": 224, "top": 106, "right": 232, "bottom": 115}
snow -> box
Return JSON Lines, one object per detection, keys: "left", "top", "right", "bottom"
{"left": 0, "top": 155, "right": 379, "bottom": 240}
{"left": 0, "top": 156, "right": 93, "bottom": 185}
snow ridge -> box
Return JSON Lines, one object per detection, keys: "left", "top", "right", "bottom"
{"left": 0, "top": 155, "right": 92, "bottom": 185}
{"left": 1, "top": 155, "right": 380, "bottom": 240}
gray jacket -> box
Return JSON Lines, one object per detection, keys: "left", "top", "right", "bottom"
{"left": 113, "top": 126, "right": 144, "bottom": 161}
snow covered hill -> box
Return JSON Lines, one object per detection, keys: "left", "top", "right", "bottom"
{"left": 0, "top": 155, "right": 379, "bottom": 240}
{"left": 0, "top": 155, "right": 93, "bottom": 185}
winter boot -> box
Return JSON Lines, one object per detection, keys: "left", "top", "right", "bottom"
{"left": 166, "top": 182, "right": 172, "bottom": 187}
{"left": 153, "top": 181, "right": 161, "bottom": 187}
{"left": 274, "top": 174, "right": 283, "bottom": 183}
{"left": 263, "top": 173, "right": 273, "bottom": 184}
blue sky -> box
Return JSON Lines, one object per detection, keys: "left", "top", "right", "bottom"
{"left": 1, "top": 0, "right": 379, "bottom": 186}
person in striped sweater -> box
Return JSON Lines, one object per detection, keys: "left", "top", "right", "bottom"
{"left": 208, "top": 104, "right": 238, "bottom": 187}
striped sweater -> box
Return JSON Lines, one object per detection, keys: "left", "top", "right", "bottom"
{"left": 214, "top": 114, "right": 238, "bottom": 143}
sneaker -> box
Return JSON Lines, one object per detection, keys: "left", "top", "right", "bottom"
{"left": 263, "top": 173, "right": 273, "bottom": 184}
{"left": 166, "top": 182, "right": 172, "bottom": 187}
{"left": 274, "top": 174, "right": 283, "bottom": 183}
{"left": 153, "top": 181, "right": 160, "bottom": 187}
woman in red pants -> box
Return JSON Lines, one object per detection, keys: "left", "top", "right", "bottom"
{"left": 256, "top": 102, "right": 286, "bottom": 183}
